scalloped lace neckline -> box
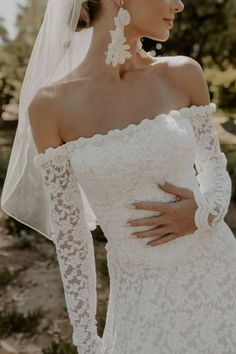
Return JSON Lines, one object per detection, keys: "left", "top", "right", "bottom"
{"left": 35, "top": 102, "right": 216, "bottom": 162}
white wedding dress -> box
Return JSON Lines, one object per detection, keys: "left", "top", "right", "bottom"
{"left": 33, "top": 102, "right": 236, "bottom": 354}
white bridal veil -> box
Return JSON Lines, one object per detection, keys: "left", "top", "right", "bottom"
{"left": 1, "top": 0, "right": 98, "bottom": 240}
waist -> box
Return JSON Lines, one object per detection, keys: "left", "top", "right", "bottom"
{"left": 105, "top": 223, "right": 225, "bottom": 271}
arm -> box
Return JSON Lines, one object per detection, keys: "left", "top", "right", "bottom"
{"left": 34, "top": 150, "right": 102, "bottom": 354}
{"left": 184, "top": 58, "right": 232, "bottom": 230}
{"left": 189, "top": 104, "right": 232, "bottom": 230}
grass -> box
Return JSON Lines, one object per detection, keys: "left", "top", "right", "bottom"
{"left": 0, "top": 307, "right": 44, "bottom": 338}
{"left": 0, "top": 266, "right": 18, "bottom": 289}
{"left": 42, "top": 337, "right": 77, "bottom": 354}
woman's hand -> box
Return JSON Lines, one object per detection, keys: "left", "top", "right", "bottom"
{"left": 127, "top": 181, "right": 198, "bottom": 247}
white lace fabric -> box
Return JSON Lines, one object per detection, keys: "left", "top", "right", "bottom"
{"left": 188, "top": 106, "right": 232, "bottom": 230}
{"left": 34, "top": 153, "right": 102, "bottom": 354}
{"left": 33, "top": 102, "right": 236, "bottom": 353}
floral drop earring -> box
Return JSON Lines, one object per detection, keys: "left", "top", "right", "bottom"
{"left": 137, "top": 38, "right": 153, "bottom": 59}
{"left": 105, "top": 0, "right": 132, "bottom": 67}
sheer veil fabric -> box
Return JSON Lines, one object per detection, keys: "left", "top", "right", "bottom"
{"left": 1, "top": 0, "right": 98, "bottom": 240}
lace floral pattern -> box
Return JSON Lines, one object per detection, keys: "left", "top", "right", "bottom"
{"left": 105, "top": 7, "right": 132, "bottom": 67}
{"left": 34, "top": 154, "right": 102, "bottom": 354}
{"left": 188, "top": 106, "right": 232, "bottom": 230}
{"left": 33, "top": 102, "right": 236, "bottom": 353}
{"left": 103, "top": 235, "right": 236, "bottom": 354}
{"left": 33, "top": 103, "right": 217, "bottom": 158}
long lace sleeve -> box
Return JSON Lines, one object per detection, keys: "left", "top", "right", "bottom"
{"left": 33, "top": 148, "right": 102, "bottom": 354}
{"left": 189, "top": 103, "right": 232, "bottom": 231}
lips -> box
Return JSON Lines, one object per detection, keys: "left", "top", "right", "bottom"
{"left": 163, "top": 18, "right": 174, "bottom": 21}
{"left": 163, "top": 18, "right": 174, "bottom": 28}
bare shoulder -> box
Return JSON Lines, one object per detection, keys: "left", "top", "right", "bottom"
{"left": 152, "top": 55, "right": 211, "bottom": 106}
{"left": 174, "top": 55, "right": 211, "bottom": 106}
{"left": 28, "top": 85, "right": 64, "bottom": 153}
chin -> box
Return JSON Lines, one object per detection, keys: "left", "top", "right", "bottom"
{"left": 160, "top": 32, "right": 170, "bottom": 42}
{"left": 145, "top": 31, "right": 170, "bottom": 42}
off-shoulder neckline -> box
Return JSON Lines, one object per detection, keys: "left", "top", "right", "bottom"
{"left": 34, "top": 102, "right": 216, "bottom": 165}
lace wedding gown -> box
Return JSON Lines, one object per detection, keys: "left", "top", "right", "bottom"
{"left": 33, "top": 102, "right": 236, "bottom": 354}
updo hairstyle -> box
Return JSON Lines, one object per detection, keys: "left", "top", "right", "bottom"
{"left": 76, "top": 0, "right": 102, "bottom": 31}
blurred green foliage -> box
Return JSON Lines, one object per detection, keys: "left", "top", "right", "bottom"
{"left": 145, "top": 0, "right": 236, "bottom": 68}
{"left": 0, "top": 0, "right": 47, "bottom": 114}
{"left": 205, "top": 65, "right": 236, "bottom": 109}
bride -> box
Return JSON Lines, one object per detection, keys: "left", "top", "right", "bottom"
{"left": 2, "top": 0, "right": 236, "bottom": 353}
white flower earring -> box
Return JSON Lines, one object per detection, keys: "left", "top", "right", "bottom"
{"left": 105, "top": 0, "right": 132, "bottom": 67}
{"left": 136, "top": 38, "right": 153, "bottom": 59}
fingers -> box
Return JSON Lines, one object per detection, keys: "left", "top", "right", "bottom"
{"left": 133, "top": 225, "right": 173, "bottom": 239}
{"left": 132, "top": 201, "right": 174, "bottom": 213}
{"left": 127, "top": 215, "right": 167, "bottom": 227}
{"left": 147, "top": 233, "right": 178, "bottom": 246}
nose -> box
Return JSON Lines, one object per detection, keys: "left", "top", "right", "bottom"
{"left": 173, "top": 0, "right": 185, "bottom": 13}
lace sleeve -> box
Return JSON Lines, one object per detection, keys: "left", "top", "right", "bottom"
{"left": 188, "top": 104, "right": 232, "bottom": 231}
{"left": 34, "top": 149, "right": 102, "bottom": 354}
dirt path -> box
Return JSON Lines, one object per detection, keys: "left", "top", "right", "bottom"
{"left": 0, "top": 218, "right": 109, "bottom": 354}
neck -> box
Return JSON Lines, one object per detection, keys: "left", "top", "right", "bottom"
{"left": 75, "top": 8, "right": 154, "bottom": 82}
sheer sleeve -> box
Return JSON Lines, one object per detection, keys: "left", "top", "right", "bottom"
{"left": 188, "top": 103, "right": 232, "bottom": 231}
{"left": 33, "top": 148, "right": 102, "bottom": 354}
